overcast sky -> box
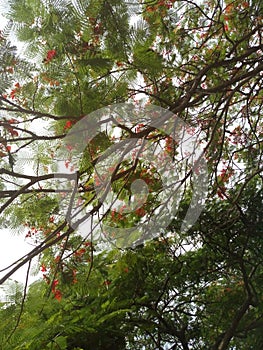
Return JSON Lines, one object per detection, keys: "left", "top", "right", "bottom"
{"left": 0, "top": 11, "right": 40, "bottom": 294}
{"left": 0, "top": 229, "right": 39, "bottom": 283}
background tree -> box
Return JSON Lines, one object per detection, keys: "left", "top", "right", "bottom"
{"left": 0, "top": 0, "right": 262, "bottom": 349}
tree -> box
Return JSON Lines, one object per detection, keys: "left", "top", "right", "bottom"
{"left": 0, "top": 0, "right": 262, "bottom": 349}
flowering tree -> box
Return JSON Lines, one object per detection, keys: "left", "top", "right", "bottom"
{"left": 0, "top": 0, "right": 262, "bottom": 348}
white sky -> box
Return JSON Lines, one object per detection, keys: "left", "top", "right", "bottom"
{"left": 0, "top": 11, "right": 40, "bottom": 294}
{"left": 0, "top": 229, "right": 39, "bottom": 283}
{"left": 0, "top": 6, "right": 8, "bottom": 27}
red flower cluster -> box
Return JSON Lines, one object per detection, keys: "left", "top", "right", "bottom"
{"left": 64, "top": 120, "right": 74, "bottom": 130}
{"left": 51, "top": 279, "right": 62, "bottom": 301}
{"left": 64, "top": 119, "right": 77, "bottom": 132}
{"left": 135, "top": 207, "right": 146, "bottom": 217}
{"left": 54, "top": 290, "right": 62, "bottom": 301}
{"left": 45, "top": 50, "right": 56, "bottom": 63}
{"left": 41, "top": 264, "right": 47, "bottom": 272}
{"left": 8, "top": 118, "right": 18, "bottom": 124}
{"left": 3, "top": 82, "right": 21, "bottom": 100}
{"left": 6, "top": 126, "right": 19, "bottom": 137}
{"left": 74, "top": 248, "right": 86, "bottom": 257}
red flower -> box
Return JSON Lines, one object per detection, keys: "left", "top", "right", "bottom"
{"left": 135, "top": 207, "right": 146, "bottom": 217}
{"left": 7, "top": 127, "right": 19, "bottom": 137}
{"left": 64, "top": 120, "right": 73, "bottom": 130}
{"left": 10, "top": 89, "right": 17, "bottom": 99}
{"left": 45, "top": 50, "right": 56, "bottom": 63}
{"left": 74, "top": 248, "right": 86, "bottom": 257}
{"left": 54, "top": 290, "right": 62, "bottom": 301}
{"left": 52, "top": 279, "right": 59, "bottom": 292}
{"left": 8, "top": 118, "right": 18, "bottom": 124}
{"left": 66, "top": 144, "right": 73, "bottom": 151}
{"left": 41, "top": 264, "right": 47, "bottom": 272}
{"left": 225, "top": 4, "right": 233, "bottom": 13}
{"left": 54, "top": 256, "right": 61, "bottom": 263}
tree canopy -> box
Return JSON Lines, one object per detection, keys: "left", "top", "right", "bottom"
{"left": 0, "top": 0, "right": 262, "bottom": 349}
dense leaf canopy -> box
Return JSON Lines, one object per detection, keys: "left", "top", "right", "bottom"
{"left": 0, "top": 0, "right": 262, "bottom": 349}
